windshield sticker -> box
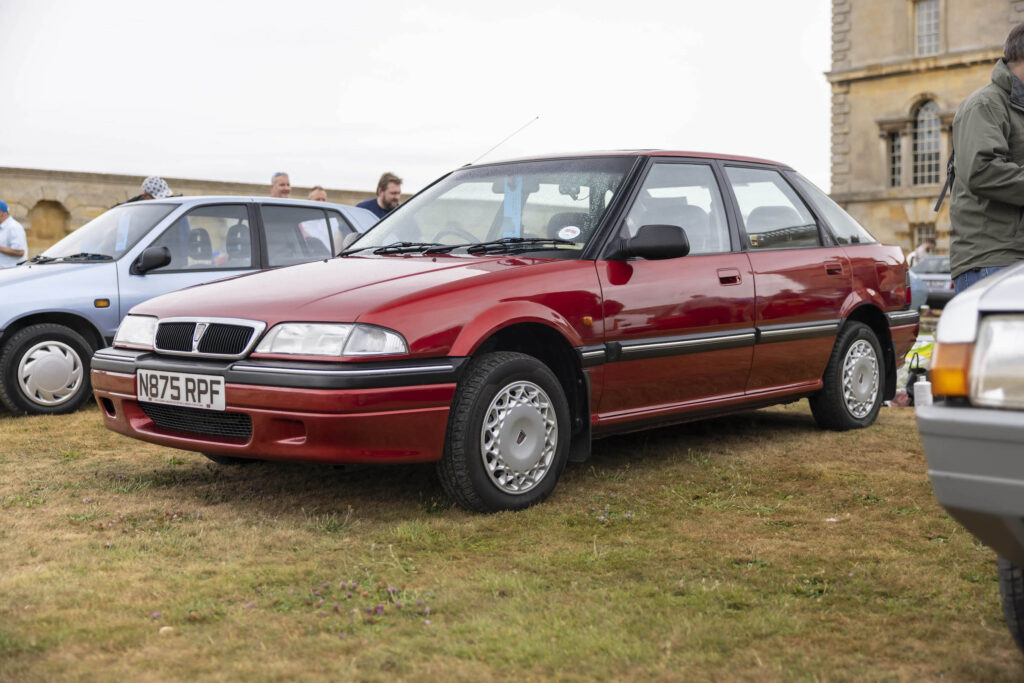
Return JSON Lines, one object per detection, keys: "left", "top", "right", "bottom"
{"left": 557, "top": 226, "right": 581, "bottom": 241}
{"left": 501, "top": 176, "right": 523, "bottom": 238}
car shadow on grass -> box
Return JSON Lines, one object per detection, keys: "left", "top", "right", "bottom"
{"left": 98, "top": 406, "right": 817, "bottom": 514}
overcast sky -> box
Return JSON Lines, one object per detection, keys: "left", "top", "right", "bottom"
{"left": 0, "top": 0, "right": 833, "bottom": 195}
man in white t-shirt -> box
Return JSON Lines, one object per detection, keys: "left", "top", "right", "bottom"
{"left": 0, "top": 200, "right": 27, "bottom": 268}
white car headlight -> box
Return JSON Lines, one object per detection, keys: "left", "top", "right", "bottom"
{"left": 254, "top": 323, "right": 408, "bottom": 357}
{"left": 970, "top": 315, "right": 1024, "bottom": 409}
{"left": 113, "top": 315, "right": 158, "bottom": 349}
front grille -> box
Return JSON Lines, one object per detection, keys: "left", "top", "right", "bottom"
{"left": 139, "top": 402, "right": 252, "bottom": 441}
{"left": 198, "top": 324, "right": 254, "bottom": 355}
{"left": 153, "top": 319, "right": 261, "bottom": 357}
{"left": 155, "top": 322, "right": 195, "bottom": 352}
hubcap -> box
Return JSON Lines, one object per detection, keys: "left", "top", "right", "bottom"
{"left": 480, "top": 380, "right": 558, "bottom": 495}
{"left": 842, "top": 339, "right": 878, "bottom": 419}
{"left": 17, "top": 340, "right": 84, "bottom": 407}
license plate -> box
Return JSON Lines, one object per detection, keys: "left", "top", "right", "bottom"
{"left": 136, "top": 369, "right": 226, "bottom": 411}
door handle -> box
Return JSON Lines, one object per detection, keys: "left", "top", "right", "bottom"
{"left": 824, "top": 260, "right": 843, "bottom": 275}
{"left": 717, "top": 268, "right": 741, "bottom": 285}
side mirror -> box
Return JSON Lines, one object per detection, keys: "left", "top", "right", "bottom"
{"left": 610, "top": 224, "right": 690, "bottom": 261}
{"left": 130, "top": 246, "right": 172, "bottom": 275}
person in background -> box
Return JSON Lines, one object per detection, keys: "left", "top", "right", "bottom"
{"left": 124, "top": 175, "right": 173, "bottom": 203}
{"left": 908, "top": 237, "right": 936, "bottom": 267}
{"left": 0, "top": 200, "right": 27, "bottom": 268}
{"left": 308, "top": 186, "right": 327, "bottom": 202}
{"left": 270, "top": 172, "right": 291, "bottom": 198}
{"left": 357, "top": 172, "right": 402, "bottom": 219}
{"left": 949, "top": 21, "right": 1024, "bottom": 293}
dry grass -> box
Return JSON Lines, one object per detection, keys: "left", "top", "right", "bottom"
{"left": 0, "top": 400, "right": 1019, "bottom": 681}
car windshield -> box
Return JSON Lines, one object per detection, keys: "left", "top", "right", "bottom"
{"left": 348, "top": 157, "right": 636, "bottom": 257}
{"left": 40, "top": 203, "right": 176, "bottom": 261}
{"left": 912, "top": 256, "right": 950, "bottom": 274}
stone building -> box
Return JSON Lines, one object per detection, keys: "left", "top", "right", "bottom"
{"left": 827, "top": 0, "right": 1023, "bottom": 251}
{"left": 0, "top": 167, "right": 374, "bottom": 256}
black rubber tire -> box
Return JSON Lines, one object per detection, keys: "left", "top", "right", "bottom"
{"left": 998, "top": 556, "right": 1024, "bottom": 655}
{"left": 0, "top": 323, "right": 95, "bottom": 415}
{"left": 437, "top": 351, "right": 570, "bottom": 513}
{"left": 809, "top": 321, "right": 884, "bottom": 431}
{"left": 202, "top": 453, "right": 255, "bottom": 466}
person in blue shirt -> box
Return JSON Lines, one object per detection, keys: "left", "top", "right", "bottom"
{"left": 357, "top": 172, "right": 402, "bottom": 219}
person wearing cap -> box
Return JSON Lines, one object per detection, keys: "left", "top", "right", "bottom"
{"left": 270, "top": 172, "right": 291, "bottom": 198}
{"left": 0, "top": 200, "right": 27, "bottom": 268}
{"left": 123, "top": 176, "right": 173, "bottom": 204}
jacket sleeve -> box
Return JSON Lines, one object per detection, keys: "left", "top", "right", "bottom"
{"left": 958, "top": 99, "right": 1024, "bottom": 206}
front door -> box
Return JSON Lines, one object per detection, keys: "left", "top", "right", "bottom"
{"left": 595, "top": 161, "right": 755, "bottom": 427}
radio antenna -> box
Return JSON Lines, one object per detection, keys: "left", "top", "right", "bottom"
{"left": 470, "top": 116, "right": 540, "bottom": 165}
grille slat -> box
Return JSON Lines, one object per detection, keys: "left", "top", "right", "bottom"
{"left": 139, "top": 402, "right": 252, "bottom": 441}
{"left": 197, "top": 324, "right": 254, "bottom": 355}
{"left": 155, "top": 322, "right": 196, "bottom": 352}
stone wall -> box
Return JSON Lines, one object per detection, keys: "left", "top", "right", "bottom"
{"left": 0, "top": 167, "right": 376, "bottom": 255}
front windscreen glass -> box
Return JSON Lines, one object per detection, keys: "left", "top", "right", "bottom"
{"left": 40, "top": 203, "right": 176, "bottom": 261}
{"left": 348, "top": 157, "right": 635, "bottom": 257}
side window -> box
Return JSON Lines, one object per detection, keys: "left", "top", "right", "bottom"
{"left": 262, "top": 206, "right": 334, "bottom": 266}
{"left": 325, "top": 210, "right": 356, "bottom": 253}
{"left": 790, "top": 174, "right": 877, "bottom": 245}
{"left": 148, "top": 204, "right": 251, "bottom": 271}
{"left": 725, "top": 167, "right": 821, "bottom": 250}
{"left": 622, "top": 163, "right": 730, "bottom": 255}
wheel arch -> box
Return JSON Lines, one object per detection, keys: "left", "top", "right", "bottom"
{"left": 843, "top": 304, "right": 896, "bottom": 400}
{"left": 0, "top": 313, "right": 106, "bottom": 352}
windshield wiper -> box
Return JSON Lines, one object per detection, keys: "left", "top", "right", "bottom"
{"left": 465, "top": 237, "right": 573, "bottom": 255}
{"left": 28, "top": 254, "right": 58, "bottom": 264}
{"left": 338, "top": 241, "right": 444, "bottom": 257}
{"left": 56, "top": 252, "right": 114, "bottom": 262}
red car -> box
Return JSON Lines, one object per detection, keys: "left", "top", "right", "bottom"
{"left": 92, "top": 152, "right": 919, "bottom": 512}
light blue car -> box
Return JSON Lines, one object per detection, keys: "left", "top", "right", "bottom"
{"left": 0, "top": 196, "right": 377, "bottom": 415}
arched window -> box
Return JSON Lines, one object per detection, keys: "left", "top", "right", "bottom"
{"left": 913, "top": 100, "right": 941, "bottom": 185}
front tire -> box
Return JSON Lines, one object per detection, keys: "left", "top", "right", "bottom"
{"left": 809, "top": 321, "right": 884, "bottom": 430}
{"left": 0, "top": 323, "right": 94, "bottom": 415}
{"left": 998, "top": 556, "right": 1024, "bottom": 654}
{"left": 437, "top": 351, "right": 570, "bottom": 513}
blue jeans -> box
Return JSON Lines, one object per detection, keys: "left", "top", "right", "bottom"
{"left": 953, "top": 266, "right": 1007, "bottom": 294}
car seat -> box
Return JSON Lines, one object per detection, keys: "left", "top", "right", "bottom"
{"left": 225, "top": 222, "right": 251, "bottom": 266}
{"left": 188, "top": 227, "right": 212, "bottom": 266}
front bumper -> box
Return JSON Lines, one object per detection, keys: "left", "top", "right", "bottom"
{"left": 917, "top": 402, "right": 1024, "bottom": 564}
{"left": 91, "top": 347, "right": 464, "bottom": 464}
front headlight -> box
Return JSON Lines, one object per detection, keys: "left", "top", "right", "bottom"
{"left": 254, "top": 323, "right": 408, "bottom": 356}
{"left": 969, "top": 315, "right": 1024, "bottom": 408}
{"left": 113, "top": 315, "right": 158, "bottom": 349}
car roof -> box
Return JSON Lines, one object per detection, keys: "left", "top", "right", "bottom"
{"left": 474, "top": 149, "right": 790, "bottom": 169}
{"left": 137, "top": 196, "right": 359, "bottom": 211}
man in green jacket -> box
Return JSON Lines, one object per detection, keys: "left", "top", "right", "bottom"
{"left": 950, "top": 22, "right": 1024, "bottom": 293}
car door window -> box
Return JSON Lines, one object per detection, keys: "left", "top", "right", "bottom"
{"left": 790, "top": 173, "right": 877, "bottom": 245}
{"left": 623, "top": 163, "right": 730, "bottom": 254}
{"left": 725, "top": 167, "right": 821, "bottom": 249}
{"left": 148, "top": 204, "right": 252, "bottom": 271}
{"left": 262, "top": 206, "right": 334, "bottom": 266}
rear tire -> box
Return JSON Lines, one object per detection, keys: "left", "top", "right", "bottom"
{"left": 0, "top": 323, "right": 94, "bottom": 415}
{"left": 998, "top": 556, "right": 1024, "bottom": 655}
{"left": 810, "top": 321, "right": 884, "bottom": 430}
{"left": 437, "top": 351, "right": 570, "bottom": 513}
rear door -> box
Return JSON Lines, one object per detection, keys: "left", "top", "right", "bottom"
{"left": 720, "top": 164, "right": 851, "bottom": 394}
{"left": 595, "top": 160, "right": 755, "bottom": 425}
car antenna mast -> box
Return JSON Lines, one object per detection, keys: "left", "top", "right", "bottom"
{"left": 469, "top": 116, "right": 540, "bottom": 165}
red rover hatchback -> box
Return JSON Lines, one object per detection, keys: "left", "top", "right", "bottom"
{"left": 92, "top": 152, "right": 919, "bottom": 512}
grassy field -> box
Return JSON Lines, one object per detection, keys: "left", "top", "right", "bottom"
{"left": 0, "top": 399, "right": 1020, "bottom": 681}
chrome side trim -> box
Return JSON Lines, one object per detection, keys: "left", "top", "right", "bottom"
{"left": 757, "top": 321, "right": 840, "bottom": 342}
{"left": 886, "top": 310, "right": 921, "bottom": 325}
{"left": 620, "top": 332, "right": 756, "bottom": 355}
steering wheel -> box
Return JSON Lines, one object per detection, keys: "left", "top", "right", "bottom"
{"left": 432, "top": 226, "right": 477, "bottom": 244}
